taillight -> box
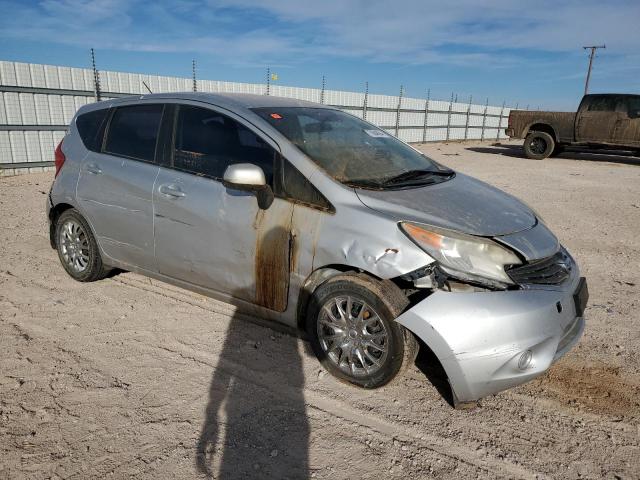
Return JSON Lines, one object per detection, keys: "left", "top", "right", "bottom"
{"left": 54, "top": 140, "right": 66, "bottom": 177}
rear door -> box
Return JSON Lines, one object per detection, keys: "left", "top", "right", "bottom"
{"left": 153, "top": 103, "right": 295, "bottom": 311}
{"left": 612, "top": 96, "right": 640, "bottom": 147}
{"left": 576, "top": 95, "right": 623, "bottom": 144}
{"left": 76, "top": 103, "right": 163, "bottom": 270}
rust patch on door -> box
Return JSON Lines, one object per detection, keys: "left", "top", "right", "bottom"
{"left": 289, "top": 232, "right": 299, "bottom": 275}
{"left": 255, "top": 225, "right": 292, "bottom": 312}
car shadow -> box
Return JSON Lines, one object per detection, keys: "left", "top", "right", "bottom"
{"left": 195, "top": 269, "right": 310, "bottom": 480}
{"left": 467, "top": 144, "right": 640, "bottom": 166}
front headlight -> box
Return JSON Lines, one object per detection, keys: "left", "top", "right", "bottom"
{"left": 400, "top": 222, "right": 522, "bottom": 286}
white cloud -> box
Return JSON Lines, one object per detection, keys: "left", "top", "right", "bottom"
{"left": 0, "top": 0, "right": 638, "bottom": 70}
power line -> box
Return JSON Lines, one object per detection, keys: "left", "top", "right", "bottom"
{"left": 582, "top": 45, "right": 605, "bottom": 95}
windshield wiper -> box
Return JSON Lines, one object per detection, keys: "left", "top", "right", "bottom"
{"left": 381, "top": 169, "right": 454, "bottom": 186}
{"left": 344, "top": 178, "right": 386, "bottom": 189}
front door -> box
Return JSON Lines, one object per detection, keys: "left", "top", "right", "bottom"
{"left": 76, "top": 103, "right": 164, "bottom": 270}
{"left": 576, "top": 96, "right": 622, "bottom": 144}
{"left": 152, "top": 103, "right": 293, "bottom": 312}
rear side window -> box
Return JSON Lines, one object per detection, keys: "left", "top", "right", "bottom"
{"left": 76, "top": 108, "right": 109, "bottom": 152}
{"left": 104, "top": 104, "right": 164, "bottom": 162}
{"left": 173, "top": 105, "right": 275, "bottom": 184}
{"left": 587, "top": 97, "right": 617, "bottom": 112}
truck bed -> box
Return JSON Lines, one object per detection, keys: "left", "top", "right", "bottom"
{"left": 506, "top": 111, "right": 575, "bottom": 143}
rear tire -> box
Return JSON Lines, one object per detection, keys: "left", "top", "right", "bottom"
{"left": 523, "top": 131, "right": 555, "bottom": 159}
{"left": 55, "top": 209, "right": 110, "bottom": 282}
{"left": 306, "top": 273, "right": 418, "bottom": 388}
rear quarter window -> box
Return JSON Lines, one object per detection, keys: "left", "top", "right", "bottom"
{"left": 75, "top": 108, "right": 110, "bottom": 152}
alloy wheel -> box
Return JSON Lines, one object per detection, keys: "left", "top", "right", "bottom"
{"left": 317, "top": 296, "right": 389, "bottom": 377}
{"left": 59, "top": 219, "right": 90, "bottom": 273}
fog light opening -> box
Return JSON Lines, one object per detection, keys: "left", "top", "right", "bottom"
{"left": 518, "top": 350, "right": 533, "bottom": 370}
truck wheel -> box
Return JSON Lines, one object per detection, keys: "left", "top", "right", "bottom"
{"left": 524, "top": 131, "right": 555, "bottom": 159}
{"left": 306, "top": 273, "right": 418, "bottom": 389}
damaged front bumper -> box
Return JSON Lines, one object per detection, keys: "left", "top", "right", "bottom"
{"left": 395, "top": 267, "right": 587, "bottom": 404}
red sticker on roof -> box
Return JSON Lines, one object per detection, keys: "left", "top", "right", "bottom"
{"left": 270, "top": 113, "right": 283, "bottom": 119}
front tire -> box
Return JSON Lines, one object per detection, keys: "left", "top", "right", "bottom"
{"left": 306, "top": 273, "right": 418, "bottom": 388}
{"left": 523, "top": 131, "right": 555, "bottom": 159}
{"left": 55, "top": 209, "right": 110, "bottom": 282}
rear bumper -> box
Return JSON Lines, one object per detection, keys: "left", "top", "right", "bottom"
{"left": 395, "top": 270, "right": 586, "bottom": 403}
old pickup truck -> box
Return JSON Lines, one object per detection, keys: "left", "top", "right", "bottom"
{"left": 506, "top": 93, "right": 640, "bottom": 159}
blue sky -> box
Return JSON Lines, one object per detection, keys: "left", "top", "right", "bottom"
{"left": 0, "top": 0, "right": 638, "bottom": 110}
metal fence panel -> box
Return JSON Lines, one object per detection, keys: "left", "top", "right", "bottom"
{"left": 0, "top": 131, "right": 11, "bottom": 163}
{"left": 0, "top": 60, "right": 516, "bottom": 169}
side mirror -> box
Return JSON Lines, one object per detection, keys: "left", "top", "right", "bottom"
{"left": 222, "top": 163, "right": 274, "bottom": 210}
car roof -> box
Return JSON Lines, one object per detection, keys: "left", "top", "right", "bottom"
{"left": 584, "top": 93, "right": 640, "bottom": 99}
{"left": 108, "top": 92, "right": 333, "bottom": 111}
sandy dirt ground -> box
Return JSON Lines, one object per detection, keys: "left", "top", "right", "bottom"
{"left": 1, "top": 140, "right": 639, "bottom": 479}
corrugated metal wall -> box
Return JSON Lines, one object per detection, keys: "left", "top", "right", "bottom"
{"left": 0, "top": 60, "right": 511, "bottom": 173}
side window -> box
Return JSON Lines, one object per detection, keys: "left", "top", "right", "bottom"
{"left": 104, "top": 104, "right": 164, "bottom": 162}
{"left": 173, "top": 105, "right": 275, "bottom": 184}
{"left": 622, "top": 97, "right": 640, "bottom": 116}
{"left": 587, "top": 96, "right": 617, "bottom": 112}
{"left": 76, "top": 108, "right": 109, "bottom": 152}
{"left": 276, "top": 159, "right": 333, "bottom": 212}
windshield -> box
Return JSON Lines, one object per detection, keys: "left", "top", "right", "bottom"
{"left": 252, "top": 107, "right": 453, "bottom": 188}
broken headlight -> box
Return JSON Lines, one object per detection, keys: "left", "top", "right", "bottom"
{"left": 400, "top": 222, "right": 521, "bottom": 286}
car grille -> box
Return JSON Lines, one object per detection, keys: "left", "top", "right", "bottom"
{"left": 507, "top": 249, "right": 572, "bottom": 286}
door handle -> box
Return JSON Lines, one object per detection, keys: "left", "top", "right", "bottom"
{"left": 159, "top": 184, "right": 186, "bottom": 198}
{"left": 85, "top": 163, "right": 102, "bottom": 174}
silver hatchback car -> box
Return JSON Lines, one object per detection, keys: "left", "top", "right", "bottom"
{"left": 47, "top": 93, "right": 587, "bottom": 406}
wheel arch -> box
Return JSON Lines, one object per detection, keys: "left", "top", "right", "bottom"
{"left": 48, "top": 202, "right": 75, "bottom": 249}
{"left": 296, "top": 265, "right": 363, "bottom": 332}
{"left": 295, "top": 264, "right": 413, "bottom": 333}
{"left": 525, "top": 122, "right": 559, "bottom": 143}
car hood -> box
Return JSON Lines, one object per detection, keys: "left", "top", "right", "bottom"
{"left": 354, "top": 173, "right": 537, "bottom": 236}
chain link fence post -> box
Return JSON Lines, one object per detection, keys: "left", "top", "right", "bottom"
{"left": 446, "top": 92, "right": 454, "bottom": 142}
{"left": 395, "top": 85, "right": 404, "bottom": 137}
{"left": 90, "top": 48, "right": 101, "bottom": 102}
{"left": 192, "top": 60, "right": 197, "bottom": 92}
{"left": 422, "top": 89, "right": 430, "bottom": 143}
{"left": 363, "top": 81, "right": 369, "bottom": 121}
{"left": 464, "top": 95, "right": 472, "bottom": 140}
{"left": 266, "top": 67, "right": 270, "bottom": 96}
{"left": 481, "top": 98, "right": 488, "bottom": 141}
{"left": 496, "top": 100, "right": 506, "bottom": 141}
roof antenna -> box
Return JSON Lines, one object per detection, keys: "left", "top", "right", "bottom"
{"left": 142, "top": 81, "right": 153, "bottom": 94}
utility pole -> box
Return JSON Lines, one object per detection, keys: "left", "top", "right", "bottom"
{"left": 583, "top": 45, "right": 605, "bottom": 95}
